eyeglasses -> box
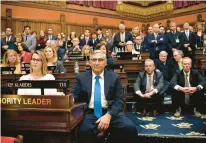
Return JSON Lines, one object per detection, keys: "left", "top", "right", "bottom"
{"left": 173, "top": 55, "right": 178, "bottom": 57}
{"left": 135, "top": 39, "right": 142, "bottom": 40}
{"left": 31, "top": 58, "right": 42, "bottom": 62}
{"left": 90, "top": 58, "right": 105, "bottom": 62}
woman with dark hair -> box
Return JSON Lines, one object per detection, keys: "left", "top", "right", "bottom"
{"left": 36, "top": 30, "right": 47, "bottom": 51}
{"left": 57, "top": 33, "right": 66, "bottom": 61}
{"left": 95, "top": 42, "right": 114, "bottom": 65}
{"left": 17, "top": 42, "right": 32, "bottom": 63}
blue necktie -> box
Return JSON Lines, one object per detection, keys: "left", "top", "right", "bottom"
{"left": 94, "top": 76, "right": 102, "bottom": 118}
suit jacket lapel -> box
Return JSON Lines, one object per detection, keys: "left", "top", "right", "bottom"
{"left": 87, "top": 71, "right": 93, "bottom": 101}
{"left": 104, "top": 71, "right": 110, "bottom": 98}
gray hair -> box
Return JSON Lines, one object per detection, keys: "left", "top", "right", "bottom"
{"left": 90, "top": 50, "right": 106, "bottom": 59}
{"left": 145, "top": 59, "right": 155, "bottom": 65}
{"left": 174, "top": 50, "right": 184, "bottom": 57}
{"left": 159, "top": 51, "right": 168, "bottom": 56}
{"left": 119, "top": 24, "right": 125, "bottom": 29}
{"left": 182, "top": 57, "right": 192, "bottom": 64}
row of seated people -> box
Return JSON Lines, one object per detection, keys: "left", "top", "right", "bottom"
{"left": 2, "top": 48, "right": 205, "bottom": 118}
{"left": 2, "top": 21, "right": 206, "bottom": 63}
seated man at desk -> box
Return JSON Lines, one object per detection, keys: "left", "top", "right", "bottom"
{"left": 17, "top": 50, "right": 60, "bottom": 95}
{"left": 70, "top": 50, "right": 137, "bottom": 143}
{"left": 134, "top": 59, "right": 165, "bottom": 116}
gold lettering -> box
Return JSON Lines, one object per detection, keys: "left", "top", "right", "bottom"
{"left": 1, "top": 98, "right": 7, "bottom": 104}
{"left": 27, "top": 98, "right": 31, "bottom": 104}
{"left": 37, "top": 99, "right": 41, "bottom": 105}
{"left": 23, "top": 98, "right": 27, "bottom": 104}
{"left": 17, "top": 98, "right": 21, "bottom": 104}
{"left": 47, "top": 99, "right": 51, "bottom": 105}
{"left": 7, "top": 98, "right": 12, "bottom": 104}
{"left": 31, "top": 99, "right": 36, "bottom": 105}
{"left": 42, "top": 99, "right": 46, "bottom": 105}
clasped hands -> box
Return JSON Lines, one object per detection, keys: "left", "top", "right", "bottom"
{"left": 179, "top": 87, "right": 197, "bottom": 95}
{"left": 139, "top": 90, "right": 156, "bottom": 98}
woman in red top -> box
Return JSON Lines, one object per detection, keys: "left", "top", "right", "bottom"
{"left": 17, "top": 42, "right": 32, "bottom": 63}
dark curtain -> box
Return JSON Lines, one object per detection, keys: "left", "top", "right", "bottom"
{"left": 174, "top": 1, "right": 201, "bottom": 9}
{"left": 67, "top": 0, "right": 117, "bottom": 10}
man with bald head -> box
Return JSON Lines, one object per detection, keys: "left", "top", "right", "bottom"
{"left": 134, "top": 59, "right": 165, "bottom": 116}
{"left": 113, "top": 24, "right": 133, "bottom": 52}
{"left": 170, "top": 57, "right": 205, "bottom": 117}
{"left": 147, "top": 23, "right": 167, "bottom": 59}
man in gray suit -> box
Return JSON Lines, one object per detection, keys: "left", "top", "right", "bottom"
{"left": 134, "top": 59, "right": 164, "bottom": 116}
{"left": 23, "top": 25, "right": 37, "bottom": 52}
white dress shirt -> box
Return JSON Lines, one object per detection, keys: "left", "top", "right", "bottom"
{"left": 88, "top": 71, "right": 108, "bottom": 109}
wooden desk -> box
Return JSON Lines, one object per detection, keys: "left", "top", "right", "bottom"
{"left": 115, "top": 60, "right": 144, "bottom": 73}
{"left": 195, "top": 53, "right": 206, "bottom": 68}
{"left": 64, "top": 61, "right": 87, "bottom": 73}
{"left": 1, "top": 94, "right": 85, "bottom": 143}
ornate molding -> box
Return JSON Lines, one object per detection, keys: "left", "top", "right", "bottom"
{"left": 116, "top": 2, "right": 174, "bottom": 20}
{"left": 1, "top": 1, "right": 206, "bottom": 23}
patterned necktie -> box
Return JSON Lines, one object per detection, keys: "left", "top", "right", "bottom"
{"left": 94, "top": 76, "right": 102, "bottom": 118}
{"left": 146, "top": 75, "right": 152, "bottom": 93}
{"left": 184, "top": 73, "right": 190, "bottom": 104}
{"left": 25, "top": 35, "right": 28, "bottom": 41}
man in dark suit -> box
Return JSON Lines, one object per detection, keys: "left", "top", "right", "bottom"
{"left": 70, "top": 50, "right": 137, "bottom": 143}
{"left": 144, "top": 26, "right": 153, "bottom": 53}
{"left": 154, "top": 51, "right": 174, "bottom": 82}
{"left": 113, "top": 24, "right": 133, "bottom": 52}
{"left": 1, "top": 27, "right": 15, "bottom": 58}
{"left": 134, "top": 35, "right": 146, "bottom": 53}
{"left": 46, "top": 28, "right": 57, "bottom": 40}
{"left": 88, "top": 32, "right": 100, "bottom": 50}
{"left": 170, "top": 57, "right": 205, "bottom": 118}
{"left": 180, "top": 23, "right": 196, "bottom": 59}
{"left": 147, "top": 24, "right": 167, "bottom": 59}
{"left": 134, "top": 59, "right": 165, "bottom": 116}
{"left": 79, "top": 29, "right": 91, "bottom": 47}
{"left": 166, "top": 22, "right": 182, "bottom": 58}
{"left": 96, "top": 27, "right": 104, "bottom": 42}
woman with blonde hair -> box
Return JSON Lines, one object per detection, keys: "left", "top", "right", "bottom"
{"left": 132, "top": 26, "right": 140, "bottom": 40}
{"left": 17, "top": 50, "right": 60, "bottom": 95}
{"left": 104, "top": 29, "right": 113, "bottom": 52}
{"left": 82, "top": 45, "right": 91, "bottom": 57}
{"left": 194, "top": 22, "right": 204, "bottom": 50}
{"left": 2, "top": 49, "right": 21, "bottom": 74}
{"left": 44, "top": 46, "right": 64, "bottom": 73}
